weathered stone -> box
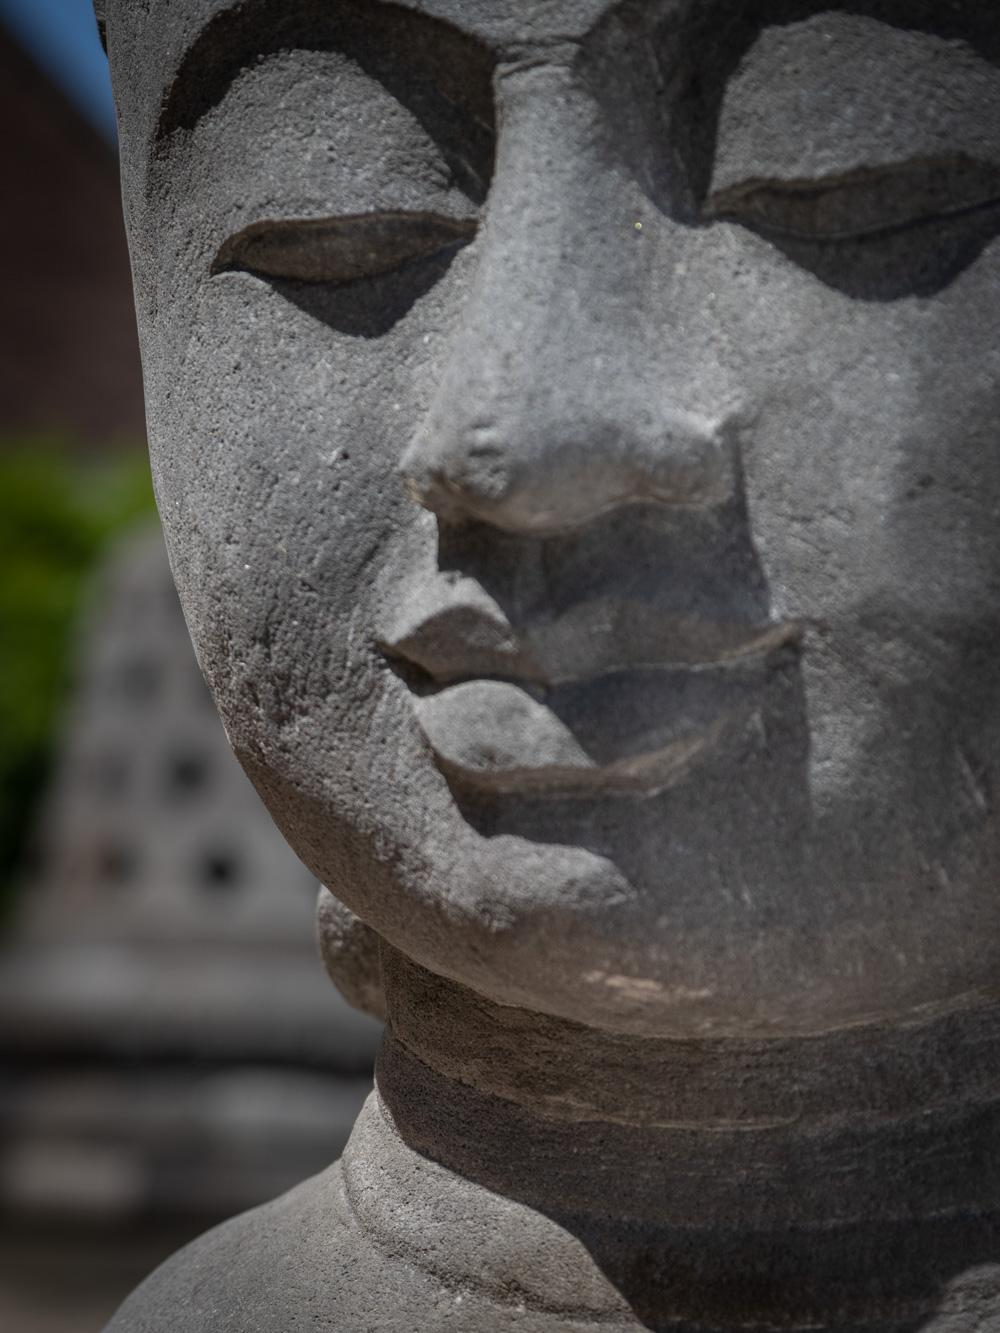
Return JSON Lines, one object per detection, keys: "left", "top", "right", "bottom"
{"left": 96, "top": 1, "right": 1000, "bottom": 1327}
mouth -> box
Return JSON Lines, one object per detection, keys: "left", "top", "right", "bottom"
{"left": 380, "top": 582, "right": 802, "bottom": 796}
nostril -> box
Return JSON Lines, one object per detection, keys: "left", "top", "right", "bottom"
{"left": 461, "top": 434, "right": 511, "bottom": 502}
{"left": 399, "top": 424, "right": 514, "bottom": 518}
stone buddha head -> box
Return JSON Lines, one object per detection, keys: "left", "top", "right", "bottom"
{"left": 98, "top": 0, "right": 1000, "bottom": 1039}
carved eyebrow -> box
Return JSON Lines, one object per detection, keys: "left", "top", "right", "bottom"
{"left": 156, "top": 0, "right": 497, "bottom": 197}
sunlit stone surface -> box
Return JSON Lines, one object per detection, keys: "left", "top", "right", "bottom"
{"left": 96, "top": 1, "right": 1000, "bottom": 1327}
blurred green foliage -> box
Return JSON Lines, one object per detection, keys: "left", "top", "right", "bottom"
{"left": 0, "top": 441, "right": 155, "bottom": 915}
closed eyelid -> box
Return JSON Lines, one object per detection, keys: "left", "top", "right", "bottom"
{"left": 154, "top": 1, "right": 498, "bottom": 210}
{"left": 705, "top": 156, "right": 1000, "bottom": 242}
{"left": 702, "top": 13, "right": 1000, "bottom": 226}
{"left": 212, "top": 211, "right": 478, "bottom": 284}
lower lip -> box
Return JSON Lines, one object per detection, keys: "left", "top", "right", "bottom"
{"left": 413, "top": 659, "right": 791, "bottom": 796}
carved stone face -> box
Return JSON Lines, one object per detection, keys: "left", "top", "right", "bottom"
{"left": 103, "top": 0, "right": 1000, "bottom": 1036}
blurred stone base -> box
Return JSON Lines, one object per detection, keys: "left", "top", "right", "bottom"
{"left": 0, "top": 1220, "right": 213, "bottom": 1333}
{"left": 1, "top": 1061, "right": 370, "bottom": 1221}
{"left": 0, "top": 1059, "right": 371, "bottom": 1332}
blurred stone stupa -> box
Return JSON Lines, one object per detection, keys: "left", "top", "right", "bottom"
{"left": 0, "top": 526, "right": 381, "bottom": 1225}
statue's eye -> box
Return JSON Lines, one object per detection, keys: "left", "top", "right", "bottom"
{"left": 705, "top": 156, "right": 1000, "bottom": 300}
{"left": 694, "top": 13, "right": 1000, "bottom": 298}
{"left": 705, "top": 156, "right": 1000, "bottom": 242}
{"left": 212, "top": 211, "right": 477, "bottom": 285}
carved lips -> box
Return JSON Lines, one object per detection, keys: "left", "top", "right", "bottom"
{"left": 380, "top": 580, "right": 800, "bottom": 796}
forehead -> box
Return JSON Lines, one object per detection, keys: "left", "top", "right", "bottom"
{"left": 110, "top": 0, "right": 624, "bottom": 62}
{"left": 106, "top": 0, "right": 1000, "bottom": 96}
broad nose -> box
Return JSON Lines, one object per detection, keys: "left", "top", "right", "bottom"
{"left": 400, "top": 64, "right": 741, "bottom": 535}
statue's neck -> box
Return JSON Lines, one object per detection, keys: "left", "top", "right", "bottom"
{"left": 358, "top": 946, "right": 1000, "bottom": 1330}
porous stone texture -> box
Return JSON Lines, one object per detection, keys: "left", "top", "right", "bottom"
{"left": 97, "top": 0, "right": 1000, "bottom": 1327}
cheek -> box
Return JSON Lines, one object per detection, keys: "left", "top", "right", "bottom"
{"left": 695, "top": 233, "right": 1000, "bottom": 791}
{"left": 142, "top": 246, "right": 475, "bottom": 769}
{"left": 715, "top": 234, "right": 1000, "bottom": 629}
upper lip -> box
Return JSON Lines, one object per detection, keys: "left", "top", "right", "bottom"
{"left": 379, "top": 577, "right": 801, "bottom": 688}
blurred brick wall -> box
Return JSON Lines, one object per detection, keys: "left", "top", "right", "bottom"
{"left": 0, "top": 24, "right": 145, "bottom": 446}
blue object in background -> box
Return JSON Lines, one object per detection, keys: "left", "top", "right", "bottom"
{"left": 0, "top": 0, "right": 116, "bottom": 142}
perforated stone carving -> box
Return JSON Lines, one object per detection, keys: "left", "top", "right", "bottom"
{"left": 0, "top": 528, "right": 380, "bottom": 1223}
